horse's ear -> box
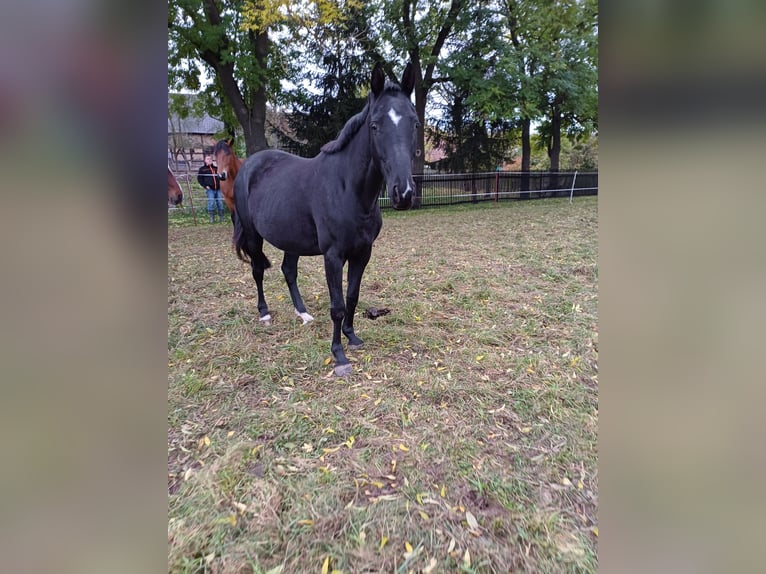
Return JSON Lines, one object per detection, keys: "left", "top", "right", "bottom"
{"left": 400, "top": 62, "right": 415, "bottom": 98}
{"left": 371, "top": 62, "right": 385, "bottom": 97}
{"left": 226, "top": 137, "right": 234, "bottom": 147}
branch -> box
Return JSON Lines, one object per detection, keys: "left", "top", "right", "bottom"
{"left": 423, "top": 0, "right": 465, "bottom": 87}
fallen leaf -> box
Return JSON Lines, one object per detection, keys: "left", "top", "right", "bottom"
{"left": 380, "top": 536, "right": 388, "bottom": 550}
{"left": 297, "top": 519, "right": 313, "bottom": 526}
{"left": 227, "top": 430, "right": 234, "bottom": 438}
{"left": 324, "top": 357, "right": 332, "bottom": 365}
{"left": 398, "top": 444, "right": 409, "bottom": 452}
{"left": 405, "top": 541, "right": 413, "bottom": 553}
{"left": 423, "top": 557, "right": 438, "bottom": 574}
{"left": 440, "top": 485, "right": 446, "bottom": 498}
{"left": 321, "top": 556, "right": 330, "bottom": 574}
{"left": 232, "top": 501, "right": 247, "bottom": 513}
{"left": 463, "top": 549, "right": 471, "bottom": 568}
{"left": 447, "top": 538, "right": 456, "bottom": 553}
{"left": 419, "top": 510, "right": 430, "bottom": 521}
{"left": 345, "top": 436, "right": 355, "bottom": 449}
{"left": 476, "top": 355, "right": 484, "bottom": 361}
{"left": 302, "top": 443, "right": 313, "bottom": 452}
{"left": 465, "top": 510, "right": 479, "bottom": 532}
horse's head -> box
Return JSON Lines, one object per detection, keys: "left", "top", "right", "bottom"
{"left": 213, "top": 138, "right": 238, "bottom": 182}
{"left": 213, "top": 138, "right": 239, "bottom": 213}
{"left": 368, "top": 62, "right": 419, "bottom": 211}
{"left": 168, "top": 167, "right": 183, "bottom": 206}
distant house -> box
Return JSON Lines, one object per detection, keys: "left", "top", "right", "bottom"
{"left": 168, "top": 93, "right": 225, "bottom": 171}
{"left": 168, "top": 92, "right": 309, "bottom": 170}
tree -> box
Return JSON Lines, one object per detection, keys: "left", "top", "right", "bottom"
{"left": 353, "top": 0, "right": 467, "bottom": 205}
{"left": 431, "top": 4, "right": 515, "bottom": 173}
{"left": 282, "top": 4, "right": 373, "bottom": 156}
{"left": 526, "top": 0, "right": 598, "bottom": 174}
{"left": 168, "top": 1, "right": 361, "bottom": 155}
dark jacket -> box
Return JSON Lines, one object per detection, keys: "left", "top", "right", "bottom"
{"left": 197, "top": 164, "right": 220, "bottom": 191}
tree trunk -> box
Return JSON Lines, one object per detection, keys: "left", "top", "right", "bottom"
{"left": 520, "top": 117, "right": 531, "bottom": 199}
{"left": 549, "top": 105, "right": 561, "bottom": 173}
{"left": 413, "top": 79, "right": 427, "bottom": 208}
{"left": 244, "top": 30, "right": 270, "bottom": 155}
{"left": 548, "top": 105, "right": 561, "bottom": 195}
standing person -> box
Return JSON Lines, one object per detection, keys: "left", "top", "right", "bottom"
{"left": 197, "top": 154, "right": 224, "bottom": 223}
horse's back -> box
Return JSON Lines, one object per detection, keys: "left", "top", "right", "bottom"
{"left": 237, "top": 150, "right": 321, "bottom": 255}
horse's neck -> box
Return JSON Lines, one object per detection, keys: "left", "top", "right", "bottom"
{"left": 343, "top": 128, "right": 382, "bottom": 208}
{"left": 230, "top": 156, "right": 242, "bottom": 179}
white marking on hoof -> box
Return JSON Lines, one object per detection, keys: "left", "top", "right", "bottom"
{"left": 294, "top": 309, "right": 314, "bottom": 325}
{"left": 388, "top": 107, "right": 402, "bottom": 126}
{"left": 259, "top": 313, "right": 272, "bottom": 326}
{"left": 334, "top": 363, "right": 353, "bottom": 377}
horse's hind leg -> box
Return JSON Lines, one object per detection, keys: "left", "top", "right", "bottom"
{"left": 343, "top": 250, "right": 371, "bottom": 349}
{"left": 281, "top": 252, "right": 314, "bottom": 325}
{"left": 248, "top": 235, "right": 272, "bottom": 325}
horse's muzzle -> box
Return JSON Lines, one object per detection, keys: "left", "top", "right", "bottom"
{"left": 391, "top": 183, "right": 413, "bottom": 210}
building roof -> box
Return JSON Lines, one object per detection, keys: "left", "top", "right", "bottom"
{"left": 168, "top": 93, "right": 224, "bottom": 135}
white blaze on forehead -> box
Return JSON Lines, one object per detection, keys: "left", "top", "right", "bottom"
{"left": 388, "top": 107, "right": 402, "bottom": 126}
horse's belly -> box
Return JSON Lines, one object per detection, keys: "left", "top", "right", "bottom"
{"left": 256, "top": 216, "right": 321, "bottom": 256}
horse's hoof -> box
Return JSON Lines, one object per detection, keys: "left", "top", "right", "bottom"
{"left": 259, "top": 314, "right": 272, "bottom": 326}
{"left": 294, "top": 309, "right": 314, "bottom": 325}
{"left": 334, "top": 363, "right": 353, "bottom": 377}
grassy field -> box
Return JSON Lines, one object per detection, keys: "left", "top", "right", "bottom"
{"left": 168, "top": 197, "right": 598, "bottom": 573}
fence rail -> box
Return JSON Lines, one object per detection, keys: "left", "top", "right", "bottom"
{"left": 169, "top": 170, "right": 598, "bottom": 220}
{"left": 379, "top": 171, "right": 598, "bottom": 209}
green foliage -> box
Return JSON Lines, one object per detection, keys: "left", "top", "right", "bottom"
{"left": 168, "top": 1, "right": 598, "bottom": 170}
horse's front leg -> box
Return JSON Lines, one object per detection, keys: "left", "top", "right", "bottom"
{"left": 343, "top": 249, "right": 372, "bottom": 349}
{"left": 323, "top": 252, "right": 352, "bottom": 376}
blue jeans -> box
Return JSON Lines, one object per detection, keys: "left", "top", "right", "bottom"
{"left": 206, "top": 189, "right": 224, "bottom": 215}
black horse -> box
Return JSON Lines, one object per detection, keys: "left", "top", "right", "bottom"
{"left": 233, "top": 62, "right": 418, "bottom": 376}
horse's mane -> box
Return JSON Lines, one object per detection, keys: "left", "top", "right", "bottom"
{"left": 321, "top": 80, "right": 403, "bottom": 155}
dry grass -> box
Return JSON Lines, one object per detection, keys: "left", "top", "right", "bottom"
{"left": 168, "top": 197, "right": 598, "bottom": 573}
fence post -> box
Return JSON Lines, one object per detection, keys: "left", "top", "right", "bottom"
{"left": 183, "top": 171, "right": 198, "bottom": 225}
{"left": 494, "top": 170, "right": 499, "bottom": 204}
{"left": 569, "top": 170, "right": 578, "bottom": 204}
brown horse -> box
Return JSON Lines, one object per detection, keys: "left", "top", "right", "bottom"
{"left": 168, "top": 166, "right": 183, "bottom": 206}
{"left": 212, "top": 138, "right": 241, "bottom": 215}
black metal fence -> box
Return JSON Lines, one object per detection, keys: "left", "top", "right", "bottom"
{"left": 378, "top": 171, "right": 598, "bottom": 209}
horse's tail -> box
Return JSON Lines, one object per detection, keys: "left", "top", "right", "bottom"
{"left": 232, "top": 211, "right": 250, "bottom": 262}
{"left": 232, "top": 211, "right": 271, "bottom": 269}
